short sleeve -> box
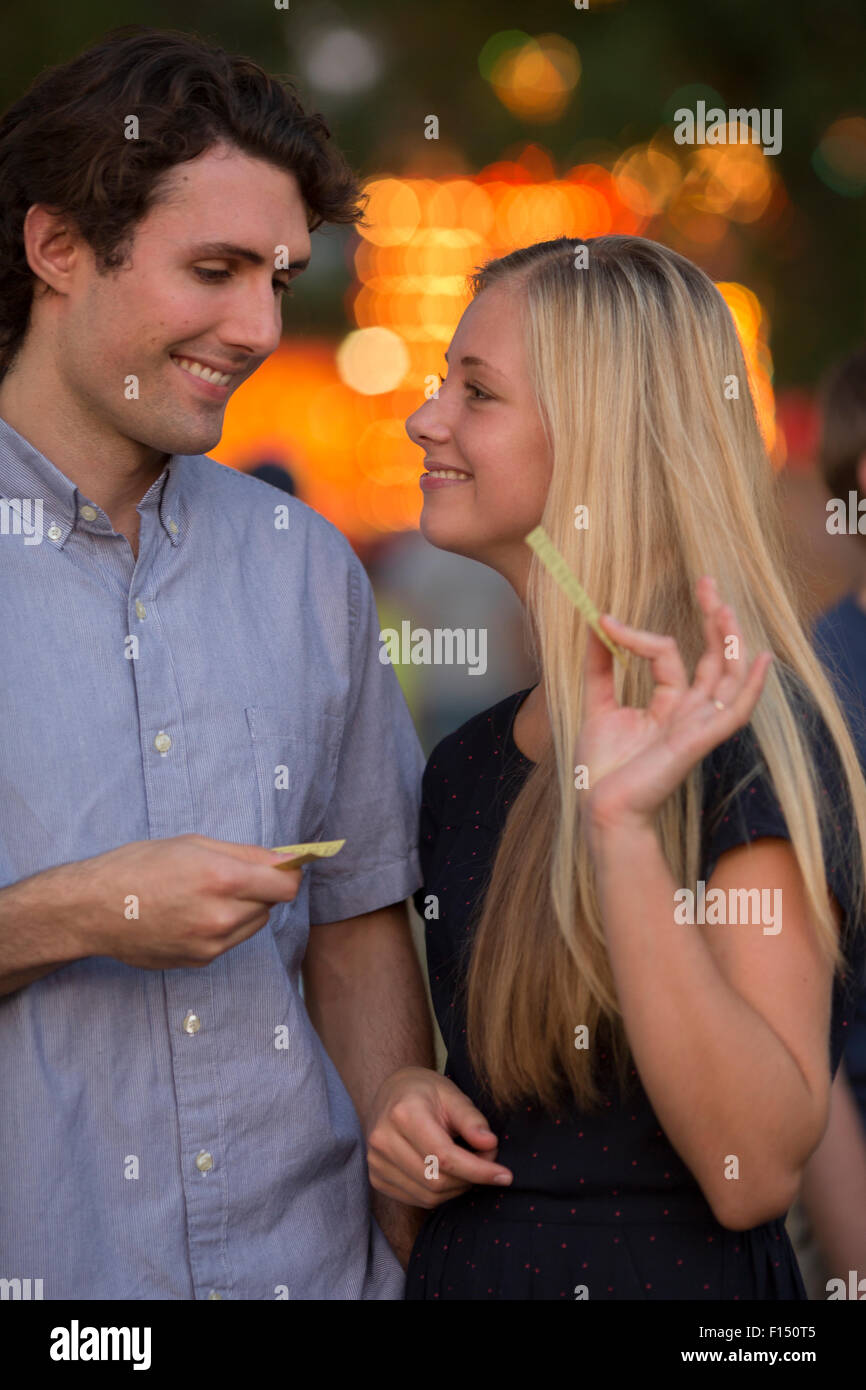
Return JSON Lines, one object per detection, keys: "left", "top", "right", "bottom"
{"left": 700, "top": 715, "right": 866, "bottom": 1076}
{"left": 307, "top": 555, "right": 426, "bottom": 924}
{"left": 700, "top": 727, "right": 789, "bottom": 884}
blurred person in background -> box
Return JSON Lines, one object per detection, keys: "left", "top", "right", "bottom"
{"left": 786, "top": 346, "right": 866, "bottom": 1298}
{"left": 248, "top": 458, "right": 297, "bottom": 496}
{"left": 369, "top": 528, "right": 534, "bottom": 754}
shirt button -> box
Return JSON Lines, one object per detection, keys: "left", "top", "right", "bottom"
{"left": 135, "top": 600, "right": 146, "bottom": 619}
{"left": 195, "top": 1150, "right": 214, "bottom": 1173}
{"left": 207, "top": 1290, "right": 222, "bottom": 1300}
{"left": 47, "top": 525, "right": 62, "bottom": 541}
{"left": 182, "top": 1011, "right": 201, "bottom": 1034}
{"left": 79, "top": 505, "right": 98, "bottom": 521}
{"left": 154, "top": 732, "right": 172, "bottom": 753}
{"left": 168, "top": 518, "right": 179, "bottom": 534}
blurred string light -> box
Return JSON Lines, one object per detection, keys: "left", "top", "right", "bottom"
{"left": 715, "top": 281, "right": 777, "bottom": 459}
{"left": 217, "top": 152, "right": 640, "bottom": 536}
{"left": 812, "top": 115, "right": 866, "bottom": 196}
{"left": 337, "top": 327, "right": 410, "bottom": 394}
{"left": 216, "top": 108, "right": 795, "bottom": 534}
{"left": 302, "top": 25, "right": 383, "bottom": 94}
{"left": 480, "top": 31, "right": 581, "bottom": 122}
{"left": 613, "top": 141, "right": 683, "bottom": 217}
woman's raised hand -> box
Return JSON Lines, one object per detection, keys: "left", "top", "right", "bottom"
{"left": 579, "top": 576, "right": 773, "bottom": 838}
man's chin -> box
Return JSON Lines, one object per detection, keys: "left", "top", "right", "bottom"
{"left": 146, "top": 417, "right": 225, "bottom": 460}
{"left": 179, "top": 424, "right": 224, "bottom": 457}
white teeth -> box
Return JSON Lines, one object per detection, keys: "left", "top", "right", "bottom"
{"left": 173, "top": 356, "right": 231, "bottom": 386}
{"left": 427, "top": 469, "right": 471, "bottom": 480}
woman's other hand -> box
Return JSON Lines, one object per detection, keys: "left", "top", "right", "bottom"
{"left": 367, "top": 1066, "right": 513, "bottom": 1208}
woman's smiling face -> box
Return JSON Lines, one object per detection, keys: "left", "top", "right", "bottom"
{"left": 405, "top": 282, "right": 552, "bottom": 596}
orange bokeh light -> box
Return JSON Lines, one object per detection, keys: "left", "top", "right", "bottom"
{"left": 215, "top": 144, "right": 780, "bottom": 537}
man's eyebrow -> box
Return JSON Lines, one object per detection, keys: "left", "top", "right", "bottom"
{"left": 443, "top": 351, "right": 508, "bottom": 380}
{"left": 187, "top": 241, "right": 310, "bottom": 271}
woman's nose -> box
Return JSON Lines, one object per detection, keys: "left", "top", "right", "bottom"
{"left": 406, "top": 393, "right": 448, "bottom": 445}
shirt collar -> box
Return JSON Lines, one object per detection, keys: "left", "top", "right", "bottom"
{"left": 0, "top": 413, "right": 187, "bottom": 548}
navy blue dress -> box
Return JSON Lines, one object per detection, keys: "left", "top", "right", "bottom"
{"left": 405, "top": 686, "right": 866, "bottom": 1300}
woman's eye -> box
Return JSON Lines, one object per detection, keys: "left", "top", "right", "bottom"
{"left": 437, "top": 372, "right": 489, "bottom": 400}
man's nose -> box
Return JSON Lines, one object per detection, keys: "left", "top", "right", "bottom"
{"left": 219, "top": 288, "right": 284, "bottom": 361}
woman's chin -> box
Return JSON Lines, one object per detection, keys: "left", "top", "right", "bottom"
{"left": 419, "top": 514, "right": 476, "bottom": 560}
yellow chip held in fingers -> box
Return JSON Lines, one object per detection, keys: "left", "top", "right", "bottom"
{"left": 525, "top": 525, "right": 629, "bottom": 667}
{"left": 270, "top": 839, "right": 346, "bottom": 869}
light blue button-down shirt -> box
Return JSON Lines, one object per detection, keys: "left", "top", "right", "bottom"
{"left": 0, "top": 415, "right": 425, "bottom": 1300}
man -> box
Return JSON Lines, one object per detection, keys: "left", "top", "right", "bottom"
{"left": 0, "top": 25, "right": 433, "bottom": 1299}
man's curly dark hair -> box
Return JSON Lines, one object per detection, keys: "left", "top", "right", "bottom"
{"left": 0, "top": 23, "right": 366, "bottom": 380}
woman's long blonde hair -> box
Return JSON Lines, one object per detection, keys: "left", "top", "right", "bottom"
{"left": 463, "top": 234, "right": 866, "bottom": 1114}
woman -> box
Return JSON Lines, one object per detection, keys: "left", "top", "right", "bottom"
{"left": 367, "top": 235, "right": 866, "bottom": 1300}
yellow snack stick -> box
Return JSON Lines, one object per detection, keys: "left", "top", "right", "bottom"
{"left": 269, "top": 839, "right": 346, "bottom": 869}
{"left": 525, "top": 525, "right": 629, "bottom": 667}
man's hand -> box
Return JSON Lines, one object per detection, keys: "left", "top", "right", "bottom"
{"left": 367, "top": 1066, "right": 513, "bottom": 1209}
{"left": 71, "top": 835, "right": 304, "bottom": 966}
{"left": 0, "top": 835, "right": 303, "bottom": 992}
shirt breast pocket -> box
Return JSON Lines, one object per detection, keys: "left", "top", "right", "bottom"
{"left": 245, "top": 705, "right": 343, "bottom": 854}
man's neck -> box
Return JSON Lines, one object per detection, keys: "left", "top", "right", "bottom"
{"left": 0, "top": 358, "right": 169, "bottom": 549}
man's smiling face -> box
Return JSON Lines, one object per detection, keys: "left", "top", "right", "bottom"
{"left": 52, "top": 141, "right": 312, "bottom": 458}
